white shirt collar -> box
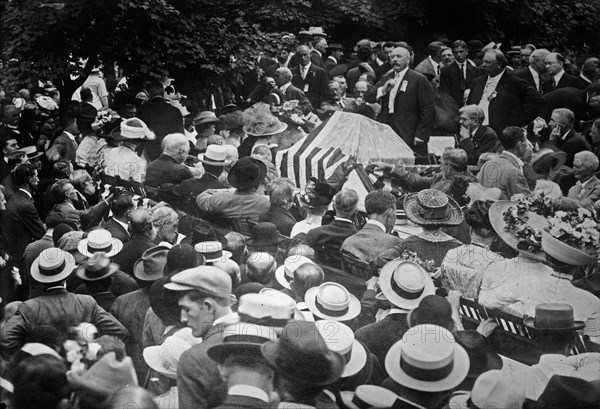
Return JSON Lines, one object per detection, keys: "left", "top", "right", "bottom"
{"left": 64, "top": 131, "right": 76, "bottom": 141}
{"left": 376, "top": 57, "right": 385, "bottom": 66}
{"left": 114, "top": 218, "right": 130, "bottom": 233}
{"left": 488, "top": 69, "right": 505, "bottom": 83}
{"left": 18, "top": 188, "right": 32, "bottom": 199}
{"left": 213, "top": 312, "right": 239, "bottom": 326}
{"left": 334, "top": 217, "right": 354, "bottom": 224}
{"left": 580, "top": 73, "right": 593, "bottom": 84}
{"left": 553, "top": 70, "right": 565, "bottom": 84}
{"left": 428, "top": 56, "right": 439, "bottom": 71}
{"left": 580, "top": 177, "right": 595, "bottom": 189}
{"left": 366, "top": 219, "right": 386, "bottom": 232}
{"left": 301, "top": 62, "right": 312, "bottom": 72}
{"left": 328, "top": 56, "right": 337, "bottom": 65}
{"left": 313, "top": 50, "right": 321, "bottom": 57}
{"left": 228, "top": 385, "right": 269, "bottom": 403}
{"left": 394, "top": 66, "right": 409, "bottom": 82}
{"left": 528, "top": 65, "right": 539, "bottom": 79}
{"left": 280, "top": 82, "right": 292, "bottom": 93}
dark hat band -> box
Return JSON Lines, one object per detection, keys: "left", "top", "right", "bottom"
{"left": 40, "top": 260, "right": 66, "bottom": 277}
{"left": 198, "top": 249, "right": 222, "bottom": 259}
{"left": 223, "top": 334, "right": 272, "bottom": 344}
{"left": 341, "top": 348, "right": 353, "bottom": 365}
{"left": 400, "top": 355, "right": 454, "bottom": 381}
{"left": 390, "top": 276, "right": 424, "bottom": 300}
{"left": 466, "top": 398, "right": 479, "bottom": 409}
{"left": 418, "top": 206, "right": 450, "bottom": 221}
{"left": 238, "top": 313, "right": 290, "bottom": 328}
{"left": 85, "top": 265, "right": 112, "bottom": 279}
{"left": 203, "top": 155, "right": 225, "bottom": 163}
{"left": 315, "top": 298, "right": 349, "bottom": 317}
{"left": 352, "top": 395, "right": 371, "bottom": 409}
{"left": 88, "top": 243, "right": 113, "bottom": 254}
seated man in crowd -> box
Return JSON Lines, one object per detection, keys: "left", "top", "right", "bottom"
{"left": 542, "top": 108, "right": 591, "bottom": 167}
{"left": 341, "top": 190, "right": 402, "bottom": 263}
{"left": 456, "top": 104, "right": 502, "bottom": 165}
{"left": 145, "top": 133, "right": 199, "bottom": 188}
{"left": 259, "top": 177, "right": 297, "bottom": 237}
{"left": 558, "top": 151, "right": 600, "bottom": 212}
{"left": 303, "top": 188, "right": 359, "bottom": 263}
{"left": 50, "top": 179, "right": 111, "bottom": 230}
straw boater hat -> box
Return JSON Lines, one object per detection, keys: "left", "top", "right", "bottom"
{"left": 304, "top": 282, "right": 361, "bottom": 322}
{"left": 523, "top": 303, "right": 585, "bottom": 332}
{"left": 530, "top": 148, "right": 567, "bottom": 175}
{"left": 110, "top": 117, "right": 156, "bottom": 141}
{"left": 378, "top": 260, "right": 435, "bottom": 310}
{"left": 143, "top": 336, "right": 192, "bottom": 379}
{"left": 261, "top": 321, "right": 345, "bottom": 386}
{"left": 315, "top": 320, "right": 367, "bottom": 378}
{"left": 17, "top": 146, "right": 43, "bottom": 161}
{"left": 197, "top": 145, "right": 230, "bottom": 167}
{"left": 75, "top": 252, "right": 120, "bottom": 281}
{"left": 341, "top": 385, "right": 400, "bottom": 409}
{"left": 488, "top": 200, "right": 549, "bottom": 262}
{"left": 31, "top": 248, "right": 76, "bottom": 283}
{"left": 78, "top": 229, "right": 123, "bottom": 258}
{"left": 403, "top": 189, "right": 464, "bottom": 227}
{"left": 385, "top": 324, "right": 470, "bottom": 393}
{"left": 194, "top": 241, "right": 232, "bottom": 263}
{"left": 274, "top": 255, "right": 314, "bottom": 290}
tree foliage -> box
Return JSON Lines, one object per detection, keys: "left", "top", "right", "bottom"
{"left": 1, "top": 0, "right": 599, "bottom": 95}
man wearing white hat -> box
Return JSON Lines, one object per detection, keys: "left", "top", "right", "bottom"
{"left": 0, "top": 248, "right": 128, "bottom": 359}
{"left": 174, "top": 144, "right": 228, "bottom": 199}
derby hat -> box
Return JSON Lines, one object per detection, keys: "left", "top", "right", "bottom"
{"left": 298, "top": 30, "right": 313, "bottom": 37}
{"left": 227, "top": 156, "right": 267, "bottom": 190}
{"left": 305, "top": 282, "right": 361, "bottom": 322}
{"left": 68, "top": 352, "right": 138, "bottom": 397}
{"left": 31, "top": 247, "right": 76, "bottom": 283}
{"left": 385, "top": 324, "right": 470, "bottom": 392}
{"left": 299, "top": 178, "right": 337, "bottom": 209}
{"left": 246, "top": 222, "right": 285, "bottom": 248}
{"left": 133, "top": 246, "right": 169, "bottom": 281}
{"left": 17, "top": 146, "right": 43, "bottom": 161}
{"left": 378, "top": 260, "right": 435, "bottom": 310}
{"left": 164, "top": 266, "right": 232, "bottom": 300}
{"left": 454, "top": 330, "right": 503, "bottom": 390}
{"left": 197, "top": 145, "right": 230, "bottom": 167}
{"left": 78, "top": 229, "right": 123, "bottom": 258}
{"left": 274, "top": 255, "right": 314, "bottom": 290}
{"left": 261, "top": 320, "right": 345, "bottom": 386}
{"left": 194, "top": 241, "right": 232, "bottom": 263}
{"left": 488, "top": 200, "right": 549, "bottom": 261}
{"left": 315, "top": 320, "right": 367, "bottom": 378}
{"left": 530, "top": 148, "right": 567, "bottom": 175}
{"left": 403, "top": 189, "right": 464, "bottom": 227}
{"left": 143, "top": 336, "right": 192, "bottom": 379}
{"left": 523, "top": 303, "right": 585, "bottom": 332}
{"left": 208, "top": 292, "right": 294, "bottom": 364}
{"left": 449, "top": 370, "right": 525, "bottom": 409}
{"left": 193, "top": 111, "right": 220, "bottom": 126}
{"left": 75, "top": 252, "right": 120, "bottom": 281}
{"left": 110, "top": 117, "right": 156, "bottom": 141}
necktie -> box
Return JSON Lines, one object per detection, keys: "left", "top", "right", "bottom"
{"left": 552, "top": 77, "right": 557, "bottom": 89}
{"left": 302, "top": 66, "right": 307, "bottom": 80}
{"left": 460, "top": 63, "right": 465, "bottom": 80}
{"left": 388, "top": 72, "right": 402, "bottom": 114}
{"left": 338, "top": 101, "right": 344, "bottom": 108}
{"left": 436, "top": 65, "right": 441, "bottom": 76}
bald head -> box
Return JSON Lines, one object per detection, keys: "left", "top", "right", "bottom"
{"left": 246, "top": 252, "right": 277, "bottom": 285}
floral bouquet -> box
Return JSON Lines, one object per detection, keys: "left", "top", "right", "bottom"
{"left": 271, "top": 99, "right": 305, "bottom": 125}
{"left": 63, "top": 323, "right": 101, "bottom": 371}
{"left": 398, "top": 250, "right": 437, "bottom": 276}
{"left": 545, "top": 208, "right": 600, "bottom": 263}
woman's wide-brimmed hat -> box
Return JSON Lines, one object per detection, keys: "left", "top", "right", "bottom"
{"left": 242, "top": 103, "right": 288, "bottom": 136}
{"left": 403, "top": 189, "right": 464, "bottom": 227}
{"left": 78, "top": 229, "right": 123, "bottom": 258}
{"left": 385, "top": 324, "right": 470, "bottom": 392}
{"left": 523, "top": 303, "right": 585, "bottom": 332}
{"left": 31, "top": 248, "right": 76, "bottom": 283}
{"left": 541, "top": 229, "right": 598, "bottom": 266}
{"left": 110, "top": 117, "right": 156, "bottom": 141}
{"left": 488, "top": 200, "right": 549, "bottom": 262}
{"left": 228, "top": 156, "right": 267, "bottom": 190}
{"left": 304, "top": 282, "right": 361, "bottom": 322}
{"left": 75, "top": 252, "right": 120, "bottom": 281}
{"left": 530, "top": 148, "right": 567, "bottom": 175}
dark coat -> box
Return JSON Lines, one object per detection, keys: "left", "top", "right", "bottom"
{"left": 355, "top": 312, "right": 410, "bottom": 366}
{"left": 174, "top": 173, "right": 227, "bottom": 199}
{"left": 137, "top": 97, "right": 184, "bottom": 160}
{"left": 439, "top": 61, "right": 483, "bottom": 106}
{"left": 291, "top": 63, "right": 330, "bottom": 109}
{"left": 542, "top": 87, "right": 589, "bottom": 125}
{"left": 304, "top": 219, "right": 358, "bottom": 259}
{"left": 215, "top": 395, "right": 270, "bottom": 409}
{"left": 457, "top": 125, "right": 502, "bottom": 165}
{"left": 365, "top": 69, "right": 435, "bottom": 148}
{"left": 145, "top": 154, "right": 194, "bottom": 188}
{"left": 47, "top": 131, "right": 78, "bottom": 163}
{"left": 0, "top": 190, "right": 45, "bottom": 260}
{"left": 543, "top": 129, "right": 591, "bottom": 167}
{"left": 103, "top": 218, "right": 130, "bottom": 244}
{"left": 52, "top": 200, "right": 109, "bottom": 230}
{"left": 541, "top": 72, "right": 581, "bottom": 94}
{"left": 282, "top": 84, "right": 313, "bottom": 114}
{"left": 310, "top": 50, "right": 327, "bottom": 69}
{"left": 113, "top": 233, "right": 157, "bottom": 277}
{"left": 467, "top": 70, "right": 544, "bottom": 137}
{"left": 513, "top": 67, "right": 547, "bottom": 93}
{"left": 259, "top": 205, "right": 296, "bottom": 237}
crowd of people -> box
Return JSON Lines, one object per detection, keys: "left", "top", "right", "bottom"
{"left": 1, "top": 26, "right": 600, "bottom": 409}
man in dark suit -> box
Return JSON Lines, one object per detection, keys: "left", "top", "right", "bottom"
{"left": 274, "top": 67, "right": 313, "bottom": 114}
{"left": 467, "top": 49, "right": 544, "bottom": 137}
{"left": 113, "top": 208, "right": 157, "bottom": 277}
{"left": 304, "top": 188, "right": 359, "bottom": 263}
{"left": 414, "top": 41, "right": 444, "bottom": 82}
{"left": 0, "top": 137, "right": 20, "bottom": 181}
{"left": 542, "top": 52, "right": 580, "bottom": 94}
{"left": 574, "top": 57, "right": 599, "bottom": 90}
{"left": 317, "top": 81, "right": 358, "bottom": 119}
{"left": 325, "top": 43, "right": 344, "bottom": 72}
{"left": 513, "top": 48, "right": 550, "bottom": 94}
{"left": 543, "top": 108, "right": 591, "bottom": 167}
{"left": 146, "top": 133, "right": 195, "bottom": 188}
{"left": 310, "top": 38, "right": 328, "bottom": 70}
{"left": 542, "top": 85, "right": 600, "bottom": 127}
{"left": 0, "top": 163, "right": 46, "bottom": 303}
{"left": 46, "top": 103, "right": 80, "bottom": 164}
{"left": 439, "top": 40, "right": 484, "bottom": 107}
{"left": 137, "top": 81, "right": 184, "bottom": 160}
{"left": 291, "top": 45, "right": 330, "bottom": 110}
{"left": 365, "top": 46, "right": 435, "bottom": 163}
{"left": 456, "top": 105, "right": 502, "bottom": 165}
{"left": 103, "top": 193, "right": 135, "bottom": 244}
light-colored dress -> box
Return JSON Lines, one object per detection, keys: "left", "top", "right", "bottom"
{"left": 104, "top": 145, "right": 147, "bottom": 182}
